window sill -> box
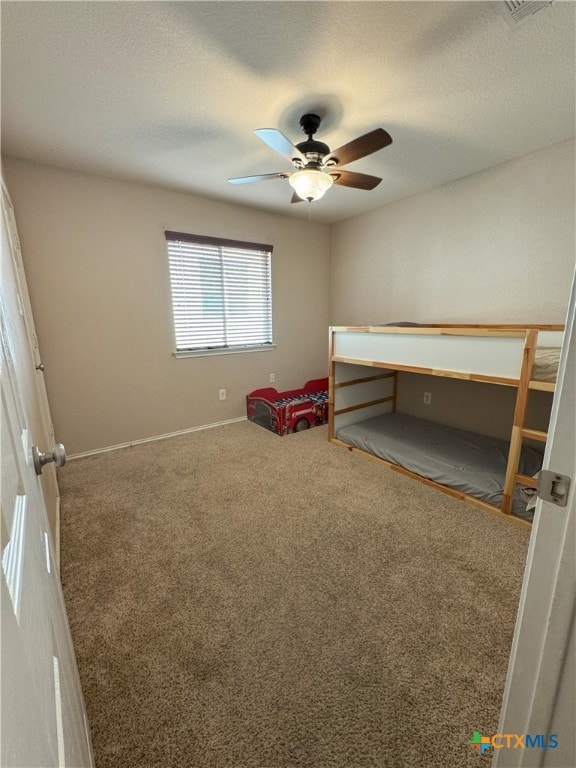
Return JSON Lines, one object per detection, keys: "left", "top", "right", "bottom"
{"left": 173, "top": 345, "right": 276, "bottom": 359}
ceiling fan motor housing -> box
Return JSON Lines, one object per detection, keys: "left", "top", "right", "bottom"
{"left": 295, "top": 140, "right": 330, "bottom": 159}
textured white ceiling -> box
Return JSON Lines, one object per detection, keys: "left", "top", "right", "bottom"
{"left": 1, "top": 1, "right": 575, "bottom": 224}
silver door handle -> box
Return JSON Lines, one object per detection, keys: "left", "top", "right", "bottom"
{"left": 35, "top": 363, "right": 45, "bottom": 371}
{"left": 32, "top": 444, "right": 67, "bottom": 475}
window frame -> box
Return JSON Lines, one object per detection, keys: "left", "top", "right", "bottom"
{"left": 164, "top": 230, "right": 275, "bottom": 358}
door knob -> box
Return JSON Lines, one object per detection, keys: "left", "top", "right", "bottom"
{"left": 35, "top": 363, "right": 45, "bottom": 371}
{"left": 32, "top": 444, "right": 67, "bottom": 475}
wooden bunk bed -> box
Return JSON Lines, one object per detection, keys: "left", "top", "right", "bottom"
{"left": 328, "top": 324, "right": 564, "bottom": 525}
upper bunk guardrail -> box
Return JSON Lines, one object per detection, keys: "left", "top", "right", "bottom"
{"left": 329, "top": 326, "right": 564, "bottom": 388}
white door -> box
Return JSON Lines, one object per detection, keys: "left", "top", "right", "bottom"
{"left": 1, "top": 205, "right": 93, "bottom": 765}
{"left": 1, "top": 178, "right": 60, "bottom": 562}
{"left": 493, "top": 272, "right": 576, "bottom": 767}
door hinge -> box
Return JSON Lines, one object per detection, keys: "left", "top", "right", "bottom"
{"left": 538, "top": 470, "right": 571, "bottom": 507}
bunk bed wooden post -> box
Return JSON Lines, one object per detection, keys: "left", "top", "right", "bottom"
{"left": 502, "top": 329, "right": 538, "bottom": 514}
{"left": 328, "top": 329, "right": 335, "bottom": 441}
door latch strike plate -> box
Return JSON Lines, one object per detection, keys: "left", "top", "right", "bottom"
{"left": 538, "top": 470, "right": 571, "bottom": 507}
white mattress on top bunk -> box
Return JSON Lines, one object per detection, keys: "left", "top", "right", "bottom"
{"left": 336, "top": 412, "right": 543, "bottom": 520}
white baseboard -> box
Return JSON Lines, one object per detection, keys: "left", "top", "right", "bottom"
{"left": 68, "top": 416, "right": 247, "bottom": 460}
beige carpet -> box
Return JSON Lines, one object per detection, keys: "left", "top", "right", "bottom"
{"left": 60, "top": 421, "right": 530, "bottom": 768}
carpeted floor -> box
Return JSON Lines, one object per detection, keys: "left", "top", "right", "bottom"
{"left": 60, "top": 421, "right": 531, "bottom": 768}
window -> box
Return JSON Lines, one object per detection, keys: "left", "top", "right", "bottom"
{"left": 165, "top": 231, "right": 274, "bottom": 356}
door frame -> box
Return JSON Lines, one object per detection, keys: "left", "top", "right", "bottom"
{"left": 1, "top": 178, "right": 94, "bottom": 768}
{"left": 1, "top": 174, "right": 61, "bottom": 565}
{"left": 493, "top": 269, "right": 575, "bottom": 766}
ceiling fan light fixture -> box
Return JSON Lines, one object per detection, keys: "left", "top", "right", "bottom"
{"left": 288, "top": 168, "right": 334, "bottom": 202}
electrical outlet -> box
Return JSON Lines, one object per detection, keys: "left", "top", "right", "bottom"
{"left": 269, "top": 373, "right": 275, "bottom": 384}
{"left": 423, "top": 392, "right": 432, "bottom": 405}
{"left": 219, "top": 388, "right": 226, "bottom": 401}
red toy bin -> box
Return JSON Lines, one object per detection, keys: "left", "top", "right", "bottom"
{"left": 246, "top": 377, "right": 329, "bottom": 436}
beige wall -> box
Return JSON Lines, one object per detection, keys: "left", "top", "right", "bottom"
{"left": 6, "top": 140, "right": 575, "bottom": 453}
{"left": 3, "top": 158, "right": 330, "bottom": 454}
{"left": 396, "top": 373, "right": 553, "bottom": 443}
{"left": 330, "top": 139, "right": 575, "bottom": 326}
{"left": 330, "top": 139, "right": 575, "bottom": 439}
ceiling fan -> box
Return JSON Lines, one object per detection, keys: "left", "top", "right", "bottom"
{"left": 228, "top": 113, "right": 392, "bottom": 203}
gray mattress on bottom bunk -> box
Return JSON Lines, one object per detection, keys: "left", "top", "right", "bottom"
{"left": 336, "top": 412, "right": 543, "bottom": 519}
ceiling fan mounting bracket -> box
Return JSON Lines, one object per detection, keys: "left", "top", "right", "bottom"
{"left": 299, "top": 113, "right": 322, "bottom": 138}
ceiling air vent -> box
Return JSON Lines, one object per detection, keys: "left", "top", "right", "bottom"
{"left": 496, "top": 1, "right": 554, "bottom": 27}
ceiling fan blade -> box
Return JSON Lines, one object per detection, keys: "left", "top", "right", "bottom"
{"left": 290, "top": 192, "right": 304, "bottom": 204}
{"left": 228, "top": 172, "right": 289, "bottom": 185}
{"left": 255, "top": 129, "right": 306, "bottom": 164}
{"left": 330, "top": 170, "right": 382, "bottom": 190}
{"left": 324, "top": 128, "right": 392, "bottom": 167}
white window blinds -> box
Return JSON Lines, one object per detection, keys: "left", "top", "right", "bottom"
{"left": 165, "top": 231, "right": 273, "bottom": 354}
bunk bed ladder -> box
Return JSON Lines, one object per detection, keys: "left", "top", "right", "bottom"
{"left": 502, "top": 329, "right": 539, "bottom": 514}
